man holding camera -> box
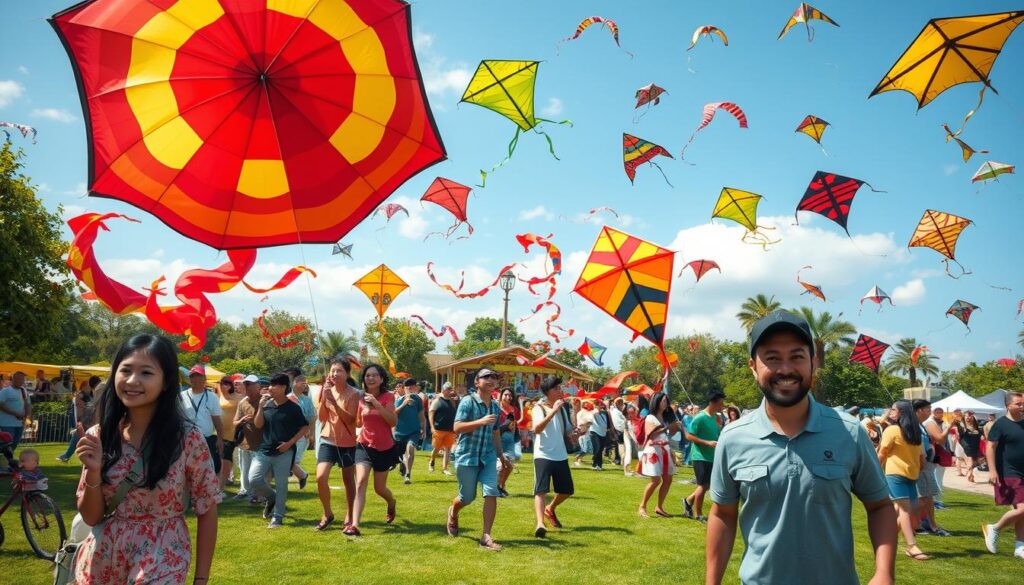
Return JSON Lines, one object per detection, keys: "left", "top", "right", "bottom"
{"left": 251, "top": 373, "right": 308, "bottom": 528}
{"left": 447, "top": 368, "right": 510, "bottom": 551}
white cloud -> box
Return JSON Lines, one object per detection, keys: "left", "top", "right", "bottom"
{"left": 60, "top": 204, "right": 86, "bottom": 217}
{"left": 423, "top": 65, "right": 472, "bottom": 97}
{"left": 891, "top": 278, "right": 926, "bottom": 305}
{"left": 942, "top": 163, "right": 959, "bottom": 176}
{"left": 541, "top": 97, "right": 563, "bottom": 117}
{"left": 35, "top": 182, "right": 52, "bottom": 194}
{"left": 31, "top": 108, "right": 76, "bottom": 123}
{"left": 18, "top": 66, "right": 29, "bottom": 75}
{"left": 63, "top": 182, "right": 87, "bottom": 197}
{"left": 0, "top": 80, "right": 25, "bottom": 108}
{"left": 519, "top": 205, "right": 554, "bottom": 221}
{"left": 413, "top": 31, "right": 434, "bottom": 50}
{"left": 413, "top": 27, "right": 471, "bottom": 105}
{"left": 944, "top": 350, "right": 974, "bottom": 363}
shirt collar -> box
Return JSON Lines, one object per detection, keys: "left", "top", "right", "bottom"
{"left": 752, "top": 395, "right": 822, "bottom": 439}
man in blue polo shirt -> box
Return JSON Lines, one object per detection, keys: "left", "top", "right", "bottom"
{"left": 706, "top": 310, "right": 896, "bottom": 585}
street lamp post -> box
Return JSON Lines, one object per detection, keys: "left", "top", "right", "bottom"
{"left": 498, "top": 270, "right": 516, "bottom": 347}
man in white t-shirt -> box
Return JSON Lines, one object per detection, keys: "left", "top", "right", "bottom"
{"left": 531, "top": 375, "right": 581, "bottom": 538}
{"left": 181, "top": 365, "right": 224, "bottom": 474}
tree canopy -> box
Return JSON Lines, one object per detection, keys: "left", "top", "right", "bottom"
{"left": 0, "top": 143, "right": 75, "bottom": 362}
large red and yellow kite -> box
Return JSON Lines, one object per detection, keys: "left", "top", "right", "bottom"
{"left": 51, "top": 0, "right": 445, "bottom": 249}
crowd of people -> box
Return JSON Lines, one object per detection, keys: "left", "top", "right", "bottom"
{"left": 0, "top": 309, "right": 1022, "bottom": 584}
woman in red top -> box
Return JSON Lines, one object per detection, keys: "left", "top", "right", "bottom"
{"left": 348, "top": 364, "right": 397, "bottom": 536}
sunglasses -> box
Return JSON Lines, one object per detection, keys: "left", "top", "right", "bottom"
{"left": 479, "top": 374, "right": 498, "bottom": 380}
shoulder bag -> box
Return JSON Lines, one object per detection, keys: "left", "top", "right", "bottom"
{"left": 53, "top": 449, "right": 146, "bottom": 585}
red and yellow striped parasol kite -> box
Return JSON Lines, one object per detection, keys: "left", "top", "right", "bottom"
{"left": 51, "top": 0, "right": 445, "bottom": 250}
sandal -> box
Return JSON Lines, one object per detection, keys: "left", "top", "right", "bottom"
{"left": 385, "top": 503, "right": 396, "bottom": 524}
{"left": 446, "top": 506, "right": 459, "bottom": 537}
{"left": 342, "top": 526, "right": 361, "bottom": 537}
{"left": 479, "top": 535, "right": 503, "bottom": 551}
{"left": 905, "top": 547, "right": 930, "bottom": 561}
{"left": 314, "top": 515, "right": 335, "bottom": 531}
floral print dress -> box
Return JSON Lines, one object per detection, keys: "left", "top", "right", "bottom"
{"left": 73, "top": 425, "right": 221, "bottom": 584}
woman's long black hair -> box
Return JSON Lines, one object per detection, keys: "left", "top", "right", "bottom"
{"left": 360, "top": 363, "right": 390, "bottom": 396}
{"left": 97, "top": 334, "right": 187, "bottom": 488}
{"left": 893, "top": 401, "right": 922, "bottom": 445}
{"left": 649, "top": 392, "right": 670, "bottom": 420}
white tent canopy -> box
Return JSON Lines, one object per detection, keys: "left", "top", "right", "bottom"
{"left": 931, "top": 390, "right": 1004, "bottom": 415}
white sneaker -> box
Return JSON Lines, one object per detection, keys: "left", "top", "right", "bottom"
{"left": 404, "top": 475, "right": 411, "bottom": 485}
{"left": 982, "top": 523, "right": 1000, "bottom": 554}
{"left": 1015, "top": 541, "right": 1024, "bottom": 559}
{"left": 442, "top": 469, "right": 452, "bottom": 476}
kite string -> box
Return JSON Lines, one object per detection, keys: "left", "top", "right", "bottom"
{"left": 296, "top": 239, "right": 326, "bottom": 378}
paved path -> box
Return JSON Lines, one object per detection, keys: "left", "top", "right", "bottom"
{"left": 943, "top": 466, "right": 992, "bottom": 497}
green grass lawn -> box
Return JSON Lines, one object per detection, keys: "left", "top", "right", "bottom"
{"left": 2, "top": 443, "right": 1020, "bottom": 584}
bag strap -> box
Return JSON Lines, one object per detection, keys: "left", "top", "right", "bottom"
{"left": 103, "top": 444, "right": 149, "bottom": 519}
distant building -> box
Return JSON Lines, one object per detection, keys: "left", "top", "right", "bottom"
{"left": 903, "top": 384, "right": 951, "bottom": 402}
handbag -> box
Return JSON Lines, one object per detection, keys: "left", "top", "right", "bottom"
{"left": 54, "top": 449, "right": 147, "bottom": 585}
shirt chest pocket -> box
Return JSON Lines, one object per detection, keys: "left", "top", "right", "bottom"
{"left": 736, "top": 465, "right": 771, "bottom": 502}
{"left": 809, "top": 463, "right": 850, "bottom": 505}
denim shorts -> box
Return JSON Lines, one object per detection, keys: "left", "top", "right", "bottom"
{"left": 886, "top": 474, "right": 919, "bottom": 508}
{"left": 455, "top": 461, "right": 499, "bottom": 505}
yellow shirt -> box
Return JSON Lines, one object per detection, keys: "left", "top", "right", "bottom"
{"left": 880, "top": 425, "right": 923, "bottom": 480}
{"left": 219, "top": 392, "right": 242, "bottom": 438}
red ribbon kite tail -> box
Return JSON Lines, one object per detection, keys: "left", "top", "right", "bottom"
{"left": 409, "top": 315, "right": 461, "bottom": 343}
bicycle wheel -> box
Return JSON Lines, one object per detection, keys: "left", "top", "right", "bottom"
{"left": 21, "top": 492, "right": 66, "bottom": 561}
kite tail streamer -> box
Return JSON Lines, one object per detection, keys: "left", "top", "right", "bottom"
{"left": 649, "top": 160, "right": 674, "bottom": 186}
{"left": 943, "top": 258, "right": 971, "bottom": 279}
{"left": 378, "top": 317, "right": 397, "bottom": 374}
{"left": 478, "top": 127, "right": 523, "bottom": 187}
{"left": 945, "top": 87, "right": 987, "bottom": 138}
{"left": 409, "top": 315, "right": 460, "bottom": 342}
{"left": 243, "top": 266, "right": 317, "bottom": 294}
{"left": 427, "top": 262, "right": 517, "bottom": 299}
{"left": 741, "top": 227, "right": 780, "bottom": 251}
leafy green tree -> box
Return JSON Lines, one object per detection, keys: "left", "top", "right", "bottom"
{"left": 736, "top": 294, "right": 781, "bottom": 332}
{"left": 449, "top": 317, "right": 527, "bottom": 359}
{"left": 216, "top": 309, "right": 315, "bottom": 373}
{"left": 940, "top": 361, "right": 1024, "bottom": 397}
{"left": 1019, "top": 329, "right": 1024, "bottom": 350}
{"left": 362, "top": 317, "right": 435, "bottom": 380}
{"left": 717, "top": 341, "right": 761, "bottom": 408}
{"left": 0, "top": 143, "right": 75, "bottom": 361}
{"left": 793, "top": 307, "right": 856, "bottom": 369}
{"left": 815, "top": 349, "right": 897, "bottom": 407}
{"left": 552, "top": 349, "right": 585, "bottom": 370}
{"left": 586, "top": 366, "right": 616, "bottom": 386}
{"left": 884, "top": 338, "right": 939, "bottom": 387}
{"left": 215, "top": 357, "right": 269, "bottom": 377}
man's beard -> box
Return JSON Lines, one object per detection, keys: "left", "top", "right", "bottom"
{"left": 758, "top": 373, "right": 812, "bottom": 407}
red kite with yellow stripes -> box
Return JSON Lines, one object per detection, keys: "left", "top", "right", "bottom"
{"left": 573, "top": 227, "right": 674, "bottom": 367}
{"left": 51, "top": 0, "right": 445, "bottom": 250}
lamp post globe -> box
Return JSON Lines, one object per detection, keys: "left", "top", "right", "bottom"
{"left": 499, "top": 270, "right": 516, "bottom": 347}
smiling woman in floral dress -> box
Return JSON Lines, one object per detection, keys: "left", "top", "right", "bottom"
{"left": 73, "top": 334, "right": 221, "bottom": 584}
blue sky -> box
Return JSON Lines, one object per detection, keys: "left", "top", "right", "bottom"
{"left": 2, "top": 1, "right": 1022, "bottom": 375}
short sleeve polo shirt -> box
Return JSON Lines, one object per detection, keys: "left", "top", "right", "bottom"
{"left": 710, "top": 397, "right": 889, "bottom": 585}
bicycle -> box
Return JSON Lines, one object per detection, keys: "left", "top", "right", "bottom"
{"left": 0, "top": 456, "right": 67, "bottom": 561}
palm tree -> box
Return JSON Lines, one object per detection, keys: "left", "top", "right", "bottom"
{"left": 319, "top": 329, "right": 360, "bottom": 360}
{"left": 794, "top": 307, "right": 856, "bottom": 369}
{"left": 1019, "top": 328, "right": 1024, "bottom": 350}
{"left": 736, "top": 294, "right": 782, "bottom": 332}
{"left": 884, "top": 338, "right": 940, "bottom": 387}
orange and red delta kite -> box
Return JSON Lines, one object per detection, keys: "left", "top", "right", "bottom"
{"left": 50, "top": 0, "right": 445, "bottom": 250}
